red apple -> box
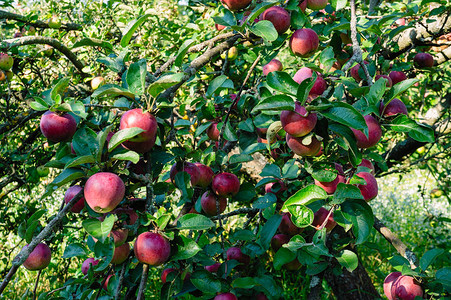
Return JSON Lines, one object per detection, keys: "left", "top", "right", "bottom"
{"left": 263, "top": 59, "right": 283, "bottom": 76}
{"left": 0, "top": 53, "right": 14, "bottom": 71}
{"left": 284, "top": 258, "right": 302, "bottom": 271}
{"left": 265, "top": 180, "right": 287, "bottom": 195}
{"left": 351, "top": 115, "right": 382, "bottom": 148}
{"left": 84, "top": 172, "right": 125, "bottom": 213}
{"left": 205, "top": 262, "right": 221, "bottom": 273}
{"left": 279, "top": 212, "right": 301, "bottom": 236}
{"left": 298, "top": 0, "right": 307, "bottom": 12}
{"left": 220, "top": 0, "right": 252, "bottom": 11}
{"left": 414, "top": 53, "right": 434, "bottom": 68}
{"left": 161, "top": 268, "right": 177, "bottom": 284}
{"left": 215, "top": 293, "right": 238, "bottom": 300}
{"left": 64, "top": 185, "right": 85, "bottom": 213}
{"left": 102, "top": 274, "right": 113, "bottom": 291}
{"left": 389, "top": 71, "right": 407, "bottom": 85}
{"left": 81, "top": 258, "right": 100, "bottom": 275}
{"left": 312, "top": 207, "right": 337, "bottom": 232}
{"left": 384, "top": 272, "right": 402, "bottom": 300}
{"left": 207, "top": 122, "right": 220, "bottom": 141}
{"left": 358, "top": 159, "right": 375, "bottom": 173}
{"left": 314, "top": 171, "right": 345, "bottom": 195}
{"left": 23, "top": 243, "right": 51, "bottom": 271}
{"left": 271, "top": 234, "right": 290, "bottom": 252}
{"left": 375, "top": 75, "right": 393, "bottom": 87}
{"left": 293, "top": 67, "right": 327, "bottom": 97}
{"left": 40, "top": 111, "right": 77, "bottom": 142}
{"left": 392, "top": 275, "right": 423, "bottom": 300}
{"left": 226, "top": 247, "right": 250, "bottom": 264}
{"left": 119, "top": 108, "right": 158, "bottom": 153}
{"left": 170, "top": 162, "right": 201, "bottom": 187}
{"left": 212, "top": 172, "right": 240, "bottom": 197}
{"left": 286, "top": 133, "right": 321, "bottom": 156}
{"left": 380, "top": 98, "right": 408, "bottom": 117}
{"left": 355, "top": 172, "right": 378, "bottom": 201}
{"left": 194, "top": 163, "right": 214, "bottom": 188}
{"left": 134, "top": 232, "right": 171, "bottom": 266}
{"left": 109, "top": 229, "right": 129, "bottom": 246}
{"left": 201, "top": 191, "right": 227, "bottom": 216}
{"left": 350, "top": 61, "right": 369, "bottom": 82}
{"left": 256, "top": 127, "right": 268, "bottom": 138}
{"left": 215, "top": 24, "right": 226, "bottom": 31}
{"left": 111, "top": 242, "right": 130, "bottom": 264}
{"left": 255, "top": 292, "right": 269, "bottom": 300}
{"left": 307, "top": 0, "right": 328, "bottom": 10}
{"left": 280, "top": 102, "right": 317, "bottom": 137}
{"left": 261, "top": 6, "right": 291, "bottom": 34}
{"left": 289, "top": 29, "right": 319, "bottom": 57}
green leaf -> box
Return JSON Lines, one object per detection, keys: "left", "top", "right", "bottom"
{"left": 171, "top": 235, "right": 201, "bottom": 261}
{"left": 25, "top": 220, "right": 39, "bottom": 243}
{"left": 273, "top": 247, "right": 297, "bottom": 270}
{"left": 120, "top": 14, "right": 151, "bottom": 47}
{"left": 224, "top": 121, "right": 238, "bottom": 142}
{"left": 51, "top": 77, "right": 70, "bottom": 103}
{"left": 28, "top": 209, "right": 47, "bottom": 225}
{"left": 329, "top": 123, "right": 362, "bottom": 167}
{"left": 149, "top": 73, "right": 184, "bottom": 97}
{"left": 30, "top": 100, "right": 49, "bottom": 111}
{"left": 91, "top": 84, "right": 135, "bottom": 99}
{"left": 336, "top": 250, "right": 358, "bottom": 272}
{"left": 206, "top": 75, "right": 232, "bottom": 97}
{"left": 229, "top": 153, "right": 253, "bottom": 164}
{"left": 65, "top": 155, "right": 96, "bottom": 169}
{"left": 126, "top": 59, "right": 147, "bottom": 95}
{"left": 190, "top": 270, "right": 222, "bottom": 294}
{"left": 46, "top": 168, "right": 85, "bottom": 191}
{"left": 331, "top": 0, "right": 348, "bottom": 10}
{"left": 387, "top": 79, "right": 419, "bottom": 101}
{"left": 367, "top": 78, "right": 386, "bottom": 106}
{"left": 245, "top": 2, "right": 277, "bottom": 25}
{"left": 435, "top": 267, "right": 451, "bottom": 291}
{"left": 82, "top": 214, "right": 116, "bottom": 242}
{"left": 96, "top": 125, "right": 113, "bottom": 162}
{"left": 387, "top": 115, "right": 435, "bottom": 143}
{"left": 174, "top": 39, "right": 196, "bottom": 67}
{"left": 297, "top": 72, "right": 316, "bottom": 106}
{"left": 282, "top": 185, "right": 328, "bottom": 209}
{"left": 212, "top": 8, "right": 236, "bottom": 27}
{"left": 257, "top": 214, "right": 282, "bottom": 250}
{"left": 232, "top": 277, "right": 257, "bottom": 289}
{"left": 108, "top": 127, "right": 145, "bottom": 152}
{"left": 331, "top": 183, "right": 364, "bottom": 204}
{"left": 266, "top": 71, "right": 298, "bottom": 96}
{"left": 341, "top": 199, "right": 374, "bottom": 244}
{"left": 306, "top": 262, "right": 329, "bottom": 275}
{"left": 111, "top": 149, "right": 140, "bottom": 164}
{"left": 261, "top": 164, "right": 281, "bottom": 178}
{"left": 72, "top": 38, "right": 113, "bottom": 50}
{"left": 249, "top": 20, "right": 278, "bottom": 42}
{"left": 72, "top": 127, "right": 99, "bottom": 157}
{"left": 317, "top": 102, "right": 368, "bottom": 133}
{"left": 251, "top": 95, "right": 295, "bottom": 114}
{"left": 287, "top": 205, "right": 314, "bottom": 228}
{"left": 420, "top": 248, "right": 444, "bottom": 271}
{"left": 177, "top": 214, "right": 215, "bottom": 230}
{"left": 62, "top": 243, "right": 87, "bottom": 258}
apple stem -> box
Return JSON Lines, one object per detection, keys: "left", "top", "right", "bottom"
{"left": 32, "top": 269, "right": 41, "bottom": 300}
{"left": 136, "top": 264, "right": 150, "bottom": 300}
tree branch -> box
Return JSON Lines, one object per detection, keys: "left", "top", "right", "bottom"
{"left": 0, "top": 10, "right": 82, "bottom": 31}
{"left": 136, "top": 264, "right": 149, "bottom": 300}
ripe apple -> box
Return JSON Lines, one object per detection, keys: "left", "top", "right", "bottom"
{"left": 109, "top": 229, "right": 129, "bottom": 246}
{"left": 351, "top": 115, "right": 382, "bottom": 148}
{"left": 194, "top": 163, "right": 214, "bottom": 188}
{"left": 265, "top": 179, "right": 287, "bottom": 195}
{"left": 170, "top": 162, "right": 201, "bottom": 187}
{"left": 119, "top": 108, "right": 158, "bottom": 153}
{"left": 0, "top": 70, "right": 5, "bottom": 81}
{"left": 389, "top": 71, "right": 407, "bottom": 85}
{"left": 262, "top": 59, "right": 283, "bottom": 76}
{"left": 205, "top": 262, "right": 221, "bottom": 273}
{"left": 64, "top": 185, "right": 85, "bottom": 213}
{"left": 48, "top": 15, "right": 61, "bottom": 29}
{"left": 280, "top": 102, "right": 317, "bottom": 137}
{"left": 226, "top": 246, "right": 250, "bottom": 264}
{"left": 255, "top": 292, "right": 269, "bottom": 300}
{"left": 102, "top": 274, "right": 113, "bottom": 291}
{"left": 379, "top": 98, "right": 408, "bottom": 117}
{"left": 289, "top": 29, "right": 319, "bottom": 57}
{"left": 220, "top": 0, "right": 252, "bottom": 11}
{"left": 261, "top": 6, "right": 291, "bottom": 34}
{"left": 134, "top": 232, "right": 171, "bottom": 266}
{"left": 355, "top": 172, "right": 378, "bottom": 201}
{"left": 350, "top": 61, "right": 369, "bottom": 82}
{"left": 279, "top": 212, "right": 301, "bottom": 236}
{"left": 314, "top": 168, "right": 345, "bottom": 194}
{"left": 81, "top": 258, "right": 100, "bottom": 275}
{"left": 271, "top": 234, "right": 290, "bottom": 252}
{"left": 384, "top": 272, "right": 402, "bottom": 300}
{"left": 307, "top": 0, "right": 328, "bottom": 10}
{"left": 358, "top": 159, "right": 375, "bottom": 173}
{"left": 84, "top": 172, "right": 125, "bottom": 213}
{"left": 91, "top": 76, "right": 105, "bottom": 90}
{"left": 215, "top": 24, "right": 226, "bottom": 31}
{"left": 23, "top": 243, "right": 52, "bottom": 271}
{"left": 391, "top": 275, "right": 423, "bottom": 300}
{"left": 375, "top": 75, "right": 393, "bottom": 87}
{"left": 312, "top": 207, "right": 337, "bottom": 232}
{"left": 207, "top": 122, "right": 220, "bottom": 141}
{"left": 0, "top": 53, "right": 14, "bottom": 71}
{"left": 414, "top": 53, "right": 434, "bottom": 68}
{"left": 215, "top": 293, "right": 238, "bottom": 300}
{"left": 212, "top": 172, "right": 240, "bottom": 197}
{"left": 286, "top": 134, "right": 321, "bottom": 156}
{"left": 161, "top": 268, "right": 177, "bottom": 284}
{"left": 293, "top": 67, "right": 327, "bottom": 97}
{"left": 40, "top": 111, "right": 77, "bottom": 142}
{"left": 201, "top": 191, "right": 227, "bottom": 216}
{"left": 299, "top": 0, "right": 307, "bottom": 12}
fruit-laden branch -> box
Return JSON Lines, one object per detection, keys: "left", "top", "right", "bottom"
{"left": 373, "top": 217, "right": 418, "bottom": 268}
{"left": 0, "top": 10, "right": 82, "bottom": 31}
{"left": 0, "top": 190, "right": 84, "bottom": 295}
{"left": 434, "top": 45, "right": 451, "bottom": 65}
{"left": 0, "top": 36, "right": 86, "bottom": 74}
{"left": 382, "top": 12, "right": 451, "bottom": 60}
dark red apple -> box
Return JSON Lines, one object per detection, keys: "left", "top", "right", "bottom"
{"left": 289, "top": 29, "right": 319, "bottom": 57}
{"left": 161, "top": 268, "right": 177, "bottom": 284}
{"left": 205, "top": 262, "right": 221, "bottom": 273}
{"left": 134, "top": 232, "right": 171, "bottom": 266}
{"left": 262, "top": 59, "right": 283, "bottom": 76}
{"left": 271, "top": 234, "right": 290, "bottom": 252}
{"left": 109, "top": 229, "right": 129, "bottom": 246}
{"left": 40, "top": 111, "right": 77, "bottom": 142}
{"left": 207, "top": 122, "right": 220, "bottom": 141}
{"left": 64, "top": 185, "right": 85, "bottom": 213}
{"left": 314, "top": 172, "right": 345, "bottom": 195}
{"left": 119, "top": 108, "right": 158, "bottom": 153}
{"left": 375, "top": 75, "right": 393, "bottom": 87}
{"left": 384, "top": 272, "right": 402, "bottom": 300}
{"left": 265, "top": 180, "right": 287, "bottom": 195}
{"left": 261, "top": 6, "right": 291, "bottom": 34}
{"left": 170, "top": 162, "right": 201, "bottom": 187}
{"left": 293, "top": 67, "right": 327, "bottom": 97}
{"left": 84, "top": 172, "right": 125, "bottom": 213}
{"left": 284, "top": 258, "right": 302, "bottom": 270}
{"left": 212, "top": 172, "right": 240, "bottom": 197}
{"left": 23, "top": 243, "right": 51, "bottom": 271}
{"left": 392, "top": 275, "right": 423, "bottom": 300}
{"left": 280, "top": 102, "right": 317, "bottom": 137}
{"left": 215, "top": 24, "right": 226, "bottom": 31}
{"left": 350, "top": 61, "right": 369, "bottom": 82}
{"left": 380, "top": 98, "right": 408, "bottom": 117}
{"left": 358, "top": 159, "right": 375, "bottom": 173}
{"left": 286, "top": 133, "right": 321, "bottom": 156}
{"left": 414, "top": 53, "right": 434, "bottom": 68}
{"left": 194, "top": 163, "right": 214, "bottom": 188}
{"left": 307, "top": 0, "right": 329, "bottom": 10}
{"left": 81, "top": 258, "right": 100, "bottom": 275}
{"left": 111, "top": 242, "right": 130, "bottom": 264}
{"left": 312, "top": 207, "right": 337, "bottom": 232}
{"left": 351, "top": 115, "right": 382, "bottom": 148}
{"left": 220, "top": 0, "right": 252, "bottom": 11}
{"left": 201, "top": 191, "right": 227, "bottom": 216}
{"left": 279, "top": 212, "right": 301, "bottom": 236}
{"left": 255, "top": 292, "right": 269, "bottom": 300}
{"left": 256, "top": 127, "right": 268, "bottom": 138}
{"left": 389, "top": 71, "right": 407, "bottom": 85}
{"left": 299, "top": 0, "right": 307, "bottom": 12}
{"left": 215, "top": 293, "right": 238, "bottom": 300}
{"left": 226, "top": 247, "right": 250, "bottom": 264}
{"left": 102, "top": 274, "right": 113, "bottom": 291}
{"left": 355, "top": 172, "right": 378, "bottom": 201}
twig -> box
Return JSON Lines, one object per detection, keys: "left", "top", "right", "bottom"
{"left": 114, "top": 259, "right": 128, "bottom": 300}
{"left": 136, "top": 264, "right": 149, "bottom": 300}
{"left": 32, "top": 270, "right": 42, "bottom": 300}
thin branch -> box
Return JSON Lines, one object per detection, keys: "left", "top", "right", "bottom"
{"left": 32, "top": 270, "right": 42, "bottom": 300}
{"left": 0, "top": 10, "right": 82, "bottom": 31}
{"left": 114, "top": 259, "right": 128, "bottom": 300}
{"left": 136, "top": 264, "right": 149, "bottom": 300}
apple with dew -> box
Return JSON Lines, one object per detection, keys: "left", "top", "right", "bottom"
{"left": 207, "top": 122, "right": 220, "bottom": 141}
{"left": 0, "top": 53, "right": 14, "bottom": 71}
{"left": 279, "top": 212, "right": 301, "bottom": 236}
{"left": 271, "top": 234, "right": 290, "bottom": 252}
{"left": 120, "top": 108, "right": 158, "bottom": 153}
{"left": 350, "top": 61, "right": 369, "bottom": 82}
{"left": 194, "top": 163, "right": 214, "bottom": 188}
{"left": 161, "top": 268, "right": 177, "bottom": 284}
{"left": 81, "top": 258, "right": 100, "bottom": 275}
{"left": 286, "top": 134, "right": 321, "bottom": 156}
{"left": 289, "top": 29, "right": 319, "bottom": 57}
{"left": 389, "top": 71, "right": 407, "bottom": 85}
{"left": 312, "top": 207, "right": 337, "bottom": 232}
{"left": 375, "top": 75, "right": 393, "bottom": 87}
{"left": 64, "top": 185, "right": 85, "bottom": 213}
{"left": 201, "top": 191, "right": 227, "bottom": 216}
{"left": 351, "top": 115, "right": 382, "bottom": 148}
{"left": 212, "top": 172, "right": 240, "bottom": 197}
{"left": 91, "top": 76, "right": 105, "bottom": 90}
{"left": 205, "top": 262, "right": 221, "bottom": 273}
{"left": 298, "top": 0, "right": 307, "bottom": 12}
{"left": 170, "top": 162, "right": 201, "bottom": 187}
{"left": 23, "top": 243, "right": 52, "bottom": 271}
{"left": 380, "top": 98, "right": 408, "bottom": 117}
{"left": 293, "top": 67, "right": 327, "bottom": 97}
{"left": 262, "top": 59, "right": 283, "bottom": 76}
{"left": 48, "top": 15, "right": 62, "bottom": 29}
{"left": 226, "top": 246, "right": 250, "bottom": 264}
{"left": 280, "top": 102, "right": 317, "bottom": 137}
{"left": 384, "top": 272, "right": 402, "bottom": 300}
{"left": 391, "top": 275, "right": 423, "bottom": 300}
{"left": 414, "top": 53, "right": 434, "bottom": 68}
{"left": 215, "top": 293, "right": 238, "bottom": 300}
{"left": 84, "top": 172, "right": 125, "bottom": 213}
{"left": 358, "top": 159, "right": 375, "bottom": 173}
{"left": 307, "top": 0, "right": 328, "bottom": 10}
{"left": 220, "top": 0, "right": 252, "bottom": 11}
{"left": 355, "top": 172, "right": 378, "bottom": 201}
{"left": 261, "top": 6, "right": 291, "bottom": 34}
{"left": 40, "top": 111, "right": 77, "bottom": 143}
{"left": 134, "top": 232, "right": 171, "bottom": 266}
